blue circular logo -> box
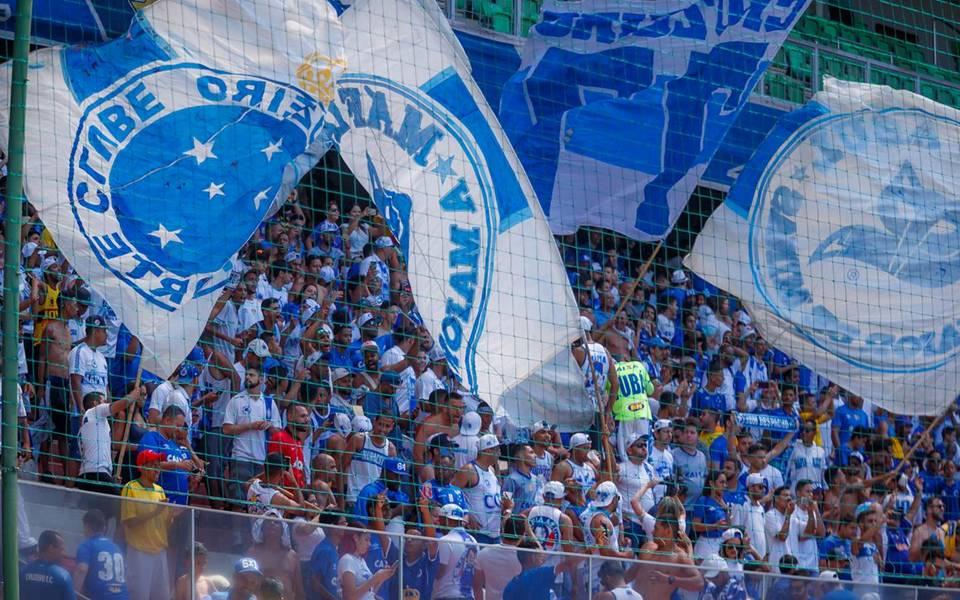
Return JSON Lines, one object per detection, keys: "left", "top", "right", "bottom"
{"left": 748, "top": 108, "right": 960, "bottom": 373}
{"left": 68, "top": 64, "right": 324, "bottom": 310}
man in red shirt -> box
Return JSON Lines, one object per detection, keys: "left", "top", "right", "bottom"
{"left": 267, "top": 404, "right": 311, "bottom": 492}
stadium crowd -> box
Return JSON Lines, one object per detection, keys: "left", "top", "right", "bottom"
{"left": 5, "top": 190, "right": 960, "bottom": 600}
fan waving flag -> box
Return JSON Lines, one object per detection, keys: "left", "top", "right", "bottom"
{"left": 686, "top": 79, "right": 960, "bottom": 416}
{"left": 0, "top": 0, "right": 344, "bottom": 378}
{"left": 330, "top": 0, "right": 591, "bottom": 428}
{"left": 499, "top": 0, "right": 812, "bottom": 240}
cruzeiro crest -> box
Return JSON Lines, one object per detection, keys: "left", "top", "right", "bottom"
{"left": 749, "top": 107, "right": 960, "bottom": 373}
{"left": 68, "top": 63, "right": 325, "bottom": 311}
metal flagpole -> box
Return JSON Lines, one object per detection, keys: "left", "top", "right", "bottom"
{"left": 2, "top": 1, "right": 35, "bottom": 598}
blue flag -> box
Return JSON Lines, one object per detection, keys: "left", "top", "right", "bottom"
{"left": 500, "top": 0, "right": 811, "bottom": 240}
{"left": 0, "top": 0, "right": 344, "bottom": 377}
{"left": 687, "top": 78, "right": 960, "bottom": 416}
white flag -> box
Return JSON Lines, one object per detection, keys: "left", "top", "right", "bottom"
{"left": 331, "top": 0, "right": 591, "bottom": 428}
{"left": 687, "top": 78, "right": 960, "bottom": 415}
{"left": 0, "top": 0, "right": 344, "bottom": 377}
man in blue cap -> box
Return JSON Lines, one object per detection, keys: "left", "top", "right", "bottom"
{"left": 354, "top": 455, "right": 411, "bottom": 525}
{"left": 211, "top": 558, "right": 264, "bottom": 600}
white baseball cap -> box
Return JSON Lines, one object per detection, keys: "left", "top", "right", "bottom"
{"left": 671, "top": 269, "right": 688, "bottom": 284}
{"left": 460, "top": 411, "right": 482, "bottom": 436}
{"left": 819, "top": 570, "right": 840, "bottom": 581}
{"left": 439, "top": 503, "right": 466, "bottom": 521}
{"left": 591, "top": 481, "right": 619, "bottom": 508}
{"left": 579, "top": 315, "right": 593, "bottom": 332}
{"left": 568, "top": 432, "right": 591, "bottom": 449}
{"left": 626, "top": 432, "right": 649, "bottom": 447}
{"left": 351, "top": 415, "right": 373, "bottom": 433}
{"left": 701, "top": 554, "right": 727, "bottom": 578}
{"left": 720, "top": 528, "right": 743, "bottom": 543}
{"left": 477, "top": 434, "right": 500, "bottom": 452}
{"left": 542, "top": 481, "right": 565, "bottom": 500}
{"left": 746, "top": 473, "right": 765, "bottom": 488}
{"left": 245, "top": 339, "right": 270, "bottom": 358}
{"left": 653, "top": 418, "right": 673, "bottom": 432}
{"left": 333, "top": 413, "right": 352, "bottom": 437}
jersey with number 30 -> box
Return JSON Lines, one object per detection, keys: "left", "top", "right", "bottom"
{"left": 76, "top": 536, "right": 129, "bottom": 600}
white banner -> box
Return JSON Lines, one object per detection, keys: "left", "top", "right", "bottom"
{"left": 687, "top": 78, "right": 960, "bottom": 415}
{"left": 0, "top": 0, "right": 344, "bottom": 378}
{"left": 333, "top": 0, "right": 591, "bottom": 428}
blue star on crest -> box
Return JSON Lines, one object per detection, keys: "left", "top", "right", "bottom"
{"left": 432, "top": 155, "right": 456, "bottom": 184}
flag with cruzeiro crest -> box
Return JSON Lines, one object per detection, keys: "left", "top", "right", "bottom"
{"left": 0, "top": 0, "right": 344, "bottom": 377}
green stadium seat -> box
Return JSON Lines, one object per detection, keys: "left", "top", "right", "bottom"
{"left": 480, "top": 0, "right": 513, "bottom": 33}
{"left": 521, "top": 0, "right": 539, "bottom": 35}
{"left": 870, "top": 67, "right": 915, "bottom": 91}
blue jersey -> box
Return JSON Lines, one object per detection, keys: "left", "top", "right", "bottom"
{"left": 692, "top": 388, "right": 727, "bottom": 417}
{"left": 502, "top": 470, "right": 540, "bottom": 513}
{"left": 693, "top": 496, "right": 727, "bottom": 538}
{"left": 138, "top": 431, "right": 191, "bottom": 504}
{"left": 366, "top": 536, "right": 400, "bottom": 594}
{"left": 76, "top": 536, "right": 129, "bottom": 600}
{"left": 21, "top": 560, "right": 76, "bottom": 600}
{"left": 309, "top": 539, "right": 340, "bottom": 599}
{"left": 397, "top": 551, "right": 439, "bottom": 600}
{"left": 502, "top": 565, "right": 558, "bottom": 600}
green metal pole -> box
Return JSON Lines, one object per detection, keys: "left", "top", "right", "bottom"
{"left": 3, "top": 0, "right": 33, "bottom": 597}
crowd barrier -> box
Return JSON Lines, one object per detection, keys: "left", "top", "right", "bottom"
{"left": 8, "top": 480, "right": 960, "bottom": 600}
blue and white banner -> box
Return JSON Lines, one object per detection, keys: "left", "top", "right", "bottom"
{"left": 0, "top": 0, "right": 344, "bottom": 378}
{"left": 500, "top": 0, "right": 811, "bottom": 240}
{"left": 736, "top": 411, "right": 796, "bottom": 433}
{"left": 333, "top": 0, "right": 591, "bottom": 428}
{"left": 686, "top": 78, "right": 960, "bottom": 416}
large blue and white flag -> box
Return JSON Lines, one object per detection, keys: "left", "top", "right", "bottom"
{"left": 686, "top": 78, "right": 960, "bottom": 415}
{"left": 332, "top": 0, "right": 591, "bottom": 428}
{"left": 0, "top": 0, "right": 344, "bottom": 377}
{"left": 500, "top": 0, "right": 811, "bottom": 240}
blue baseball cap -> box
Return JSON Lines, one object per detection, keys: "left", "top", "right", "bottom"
{"left": 234, "top": 557, "right": 262, "bottom": 576}
{"left": 383, "top": 457, "right": 408, "bottom": 476}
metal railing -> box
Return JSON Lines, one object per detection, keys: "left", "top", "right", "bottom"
{"left": 13, "top": 479, "right": 958, "bottom": 600}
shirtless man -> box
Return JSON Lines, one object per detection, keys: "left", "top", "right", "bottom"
{"left": 36, "top": 290, "right": 81, "bottom": 482}
{"left": 413, "top": 390, "right": 464, "bottom": 476}
{"left": 552, "top": 433, "right": 601, "bottom": 495}
{"left": 597, "top": 312, "right": 636, "bottom": 361}
{"left": 309, "top": 452, "right": 339, "bottom": 509}
{"left": 175, "top": 543, "right": 216, "bottom": 600}
{"left": 628, "top": 514, "right": 703, "bottom": 599}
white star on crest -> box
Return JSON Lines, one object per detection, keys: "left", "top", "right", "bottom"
{"left": 204, "top": 182, "right": 225, "bottom": 200}
{"left": 253, "top": 188, "right": 271, "bottom": 210}
{"left": 183, "top": 137, "right": 217, "bottom": 165}
{"left": 149, "top": 224, "right": 183, "bottom": 249}
{"left": 261, "top": 139, "right": 283, "bottom": 162}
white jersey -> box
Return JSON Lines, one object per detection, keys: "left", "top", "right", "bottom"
{"left": 531, "top": 450, "right": 554, "bottom": 484}
{"left": 79, "top": 403, "right": 113, "bottom": 476}
{"left": 786, "top": 442, "right": 827, "bottom": 490}
{"left": 435, "top": 528, "right": 479, "bottom": 599}
{"left": 246, "top": 478, "right": 281, "bottom": 515}
{"left": 611, "top": 586, "right": 644, "bottom": 600}
{"left": 568, "top": 459, "right": 597, "bottom": 493}
{"left": 764, "top": 508, "right": 789, "bottom": 573}
{"left": 452, "top": 433, "right": 480, "bottom": 469}
{"left": 223, "top": 391, "right": 281, "bottom": 462}
{"left": 200, "top": 366, "right": 233, "bottom": 428}
{"left": 68, "top": 342, "right": 108, "bottom": 399}
{"left": 582, "top": 342, "right": 611, "bottom": 403}
{"left": 648, "top": 444, "right": 674, "bottom": 502}
{"left": 337, "top": 553, "right": 375, "bottom": 600}
{"left": 617, "top": 459, "right": 655, "bottom": 522}
{"left": 463, "top": 462, "right": 502, "bottom": 539}
{"left": 347, "top": 434, "right": 391, "bottom": 503}
{"left": 527, "top": 505, "right": 563, "bottom": 552}
{"left": 851, "top": 541, "right": 881, "bottom": 584}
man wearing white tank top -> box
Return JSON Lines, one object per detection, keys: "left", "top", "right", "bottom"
{"left": 342, "top": 413, "right": 397, "bottom": 506}
{"left": 452, "top": 434, "right": 510, "bottom": 544}
{"left": 526, "top": 481, "right": 575, "bottom": 554}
